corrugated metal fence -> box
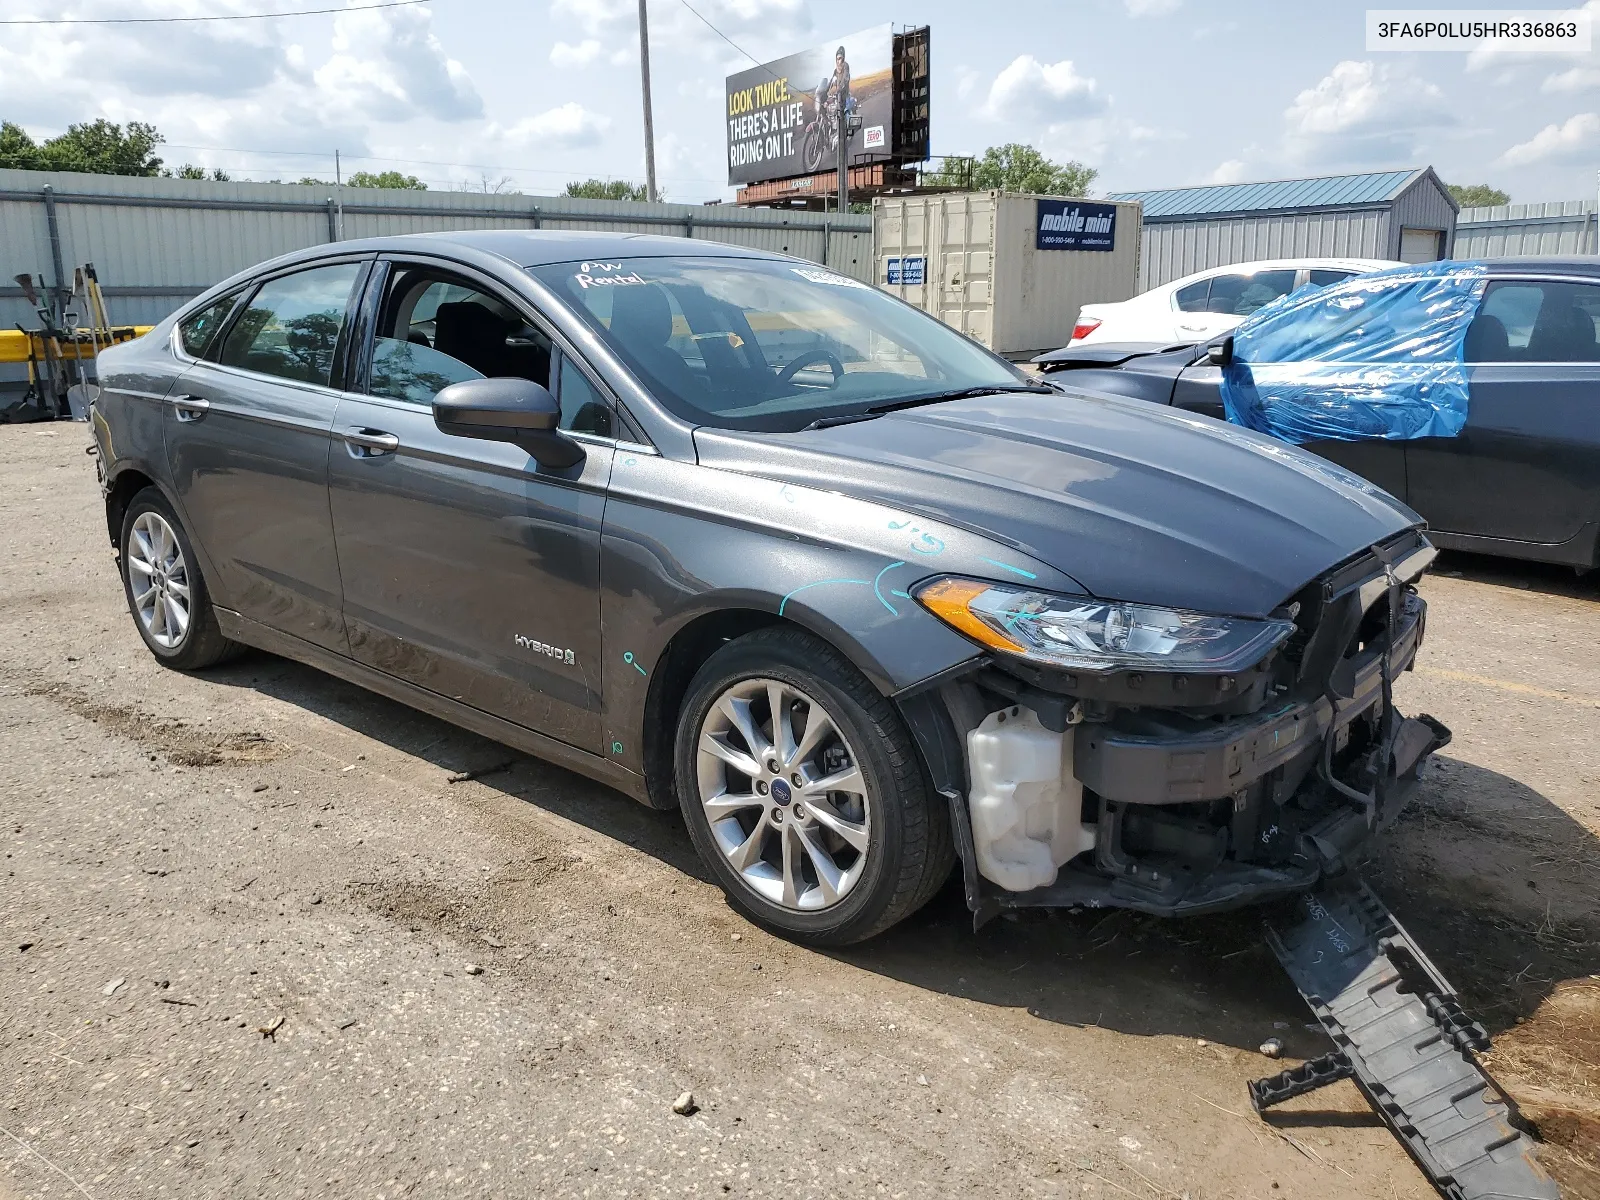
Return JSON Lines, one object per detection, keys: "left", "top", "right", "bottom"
{"left": 1455, "top": 201, "right": 1598, "bottom": 257}
{"left": 0, "top": 169, "right": 872, "bottom": 335}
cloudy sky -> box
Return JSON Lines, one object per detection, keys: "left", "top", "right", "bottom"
{"left": 4, "top": 0, "right": 1600, "bottom": 203}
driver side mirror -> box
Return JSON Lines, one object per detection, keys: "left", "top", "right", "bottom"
{"left": 433, "top": 377, "right": 584, "bottom": 469}
{"left": 1205, "top": 336, "right": 1234, "bottom": 367}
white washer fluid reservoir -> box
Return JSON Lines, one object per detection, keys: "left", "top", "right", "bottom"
{"left": 966, "top": 706, "right": 1097, "bottom": 891}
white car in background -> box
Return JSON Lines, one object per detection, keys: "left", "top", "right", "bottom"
{"left": 1068, "top": 257, "right": 1404, "bottom": 345}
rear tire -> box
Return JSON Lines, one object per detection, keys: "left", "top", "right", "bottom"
{"left": 118, "top": 487, "right": 240, "bottom": 671}
{"left": 675, "top": 626, "right": 953, "bottom": 945}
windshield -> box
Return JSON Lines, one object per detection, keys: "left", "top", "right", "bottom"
{"left": 527, "top": 256, "right": 1029, "bottom": 432}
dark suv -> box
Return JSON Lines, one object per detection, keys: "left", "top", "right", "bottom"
{"left": 90, "top": 231, "right": 1448, "bottom": 944}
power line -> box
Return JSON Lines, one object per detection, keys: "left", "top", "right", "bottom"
{"left": 676, "top": 0, "right": 763, "bottom": 69}
{"left": 0, "top": 0, "right": 430, "bottom": 25}
{"left": 153, "top": 141, "right": 730, "bottom": 187}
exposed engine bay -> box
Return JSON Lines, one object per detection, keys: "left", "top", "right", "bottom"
{"left": 913, "top": 528, "right": 1450, "bottom": 920}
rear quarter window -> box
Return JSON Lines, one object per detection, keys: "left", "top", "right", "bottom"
{"left": 177, "top": 293, "right": 240, "bottom": 359}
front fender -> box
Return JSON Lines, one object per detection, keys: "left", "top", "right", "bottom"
{"left": 597, "top": 452, "right": 1083, "bottom": 777}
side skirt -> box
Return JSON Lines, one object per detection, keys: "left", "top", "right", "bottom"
{"left": 215, "top": 609, "right": 650, "bottom": 806}
{"left": 1428, "top": 521, "right": 1598, "bottom": 569}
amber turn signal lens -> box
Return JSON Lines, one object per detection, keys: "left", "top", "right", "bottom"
{"left": 916, "top": 578, "right": 1026, "bottom": 653}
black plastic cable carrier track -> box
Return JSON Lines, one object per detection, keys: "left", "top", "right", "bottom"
{"left": 1250, "top": 879, "right": 1560, "bottom": 1200}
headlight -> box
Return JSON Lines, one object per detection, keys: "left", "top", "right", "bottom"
{"left": 916, "top": 577, "right": 1295, "bottom": 675}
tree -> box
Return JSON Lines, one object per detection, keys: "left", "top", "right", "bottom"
{"left": 0, "top": 118, "right": 165, "bottom": 175}
{"left": 564, "top": 178, "right": 650, "bottom": 201}
{"left": 1, "top": 121, "right": 39, "bottom": 169}
{"left": 458, "top": 172, "right": 521, "bottom": 195}
{"left": 1447, "top": 183, "right": 1510, "bottom": 210}
{"left": 170, "top": 164, "right": 231, "bottom": 181}
{"left": 969, "top": 144, "right": 1097, "bottom": 196}
{"left": 346, "top": 169, "right": 427, "bottom": 190}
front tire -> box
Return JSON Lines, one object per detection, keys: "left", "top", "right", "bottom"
{"left": 119, "top": 487, "right": 239, "bottom": 670}
{"left": 675, "top": 627, "right": 953, "bottom": 945}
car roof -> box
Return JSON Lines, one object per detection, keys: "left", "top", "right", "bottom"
{"left": 1479, "top": 256, "right": 1600, "bottom": 277}
{"left": 315, "top": 229, "right": 779, "bottom": 267}
{"left": 1156, "top": 258, "right": 1403, "bottom": 292}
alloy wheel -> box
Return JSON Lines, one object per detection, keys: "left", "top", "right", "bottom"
{"left": 126, "top": 510, "right": 192, "bottom": 649}
{"left": 695, "top": 677, "right": 872, "bottom": 911}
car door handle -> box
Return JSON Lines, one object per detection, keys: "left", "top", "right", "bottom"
{"left": 343, "top": 427, "right": 400, "bottom": 457}
{"left": 170, "top": 394, "right": 210, "bottom": 422}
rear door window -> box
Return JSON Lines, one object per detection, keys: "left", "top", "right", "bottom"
{"left": 1208, "top": 270, "right": 1297, "bottom": 316}
{"left": 217, "top": 263, "right": 362, "bottom": 387}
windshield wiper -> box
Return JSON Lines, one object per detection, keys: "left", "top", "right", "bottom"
{"left": 803, "top": 384, "right": 1054, "bottom": 430}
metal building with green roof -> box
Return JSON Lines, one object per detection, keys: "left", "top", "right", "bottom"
{"left": 1108, "top": 167, "right": 1458, "bottom": 291}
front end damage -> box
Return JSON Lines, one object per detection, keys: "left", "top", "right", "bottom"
{"left": 902, "top": 528, "right": 1450, "bottom": 923}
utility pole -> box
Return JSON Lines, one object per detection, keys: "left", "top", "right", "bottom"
{"left": 334, "top": 149, "right": 345, "bottom": 240}
{"left": 638, "top": 0, "right": 658, "bottom": 203}
{"left": 836, "top": 95, "right": 848, "bottom": 213}
{"left": 1594, "top": 168, "right": 1598, "bottom": 255}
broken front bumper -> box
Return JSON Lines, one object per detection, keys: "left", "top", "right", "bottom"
{"left": 902, "top": 564, "right": 1451, "bottom": 923}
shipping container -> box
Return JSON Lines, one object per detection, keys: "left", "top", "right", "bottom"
{"left": 872, "top": 191, "right": 1142, "bottom": 358}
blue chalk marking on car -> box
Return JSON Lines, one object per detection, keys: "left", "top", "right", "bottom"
{"left": 623, "top": 651, "right": 647, "bottom": 676}
{"left": 871, "top": 560, "right": 908, "bottom": 614}
{"left": 980, "top": 557, "right": 1038, "bottom": 580}
{"left": 777, "top": 578, "right": 872, "bottom": 617}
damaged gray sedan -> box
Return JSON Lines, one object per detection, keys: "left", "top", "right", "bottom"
{"left": 90, "top": 231, "right": 1448, "bottom": 946}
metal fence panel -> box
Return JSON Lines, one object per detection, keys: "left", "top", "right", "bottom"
{"left": 0, "top": 169, "right": 872, "bottom": 344}
{"left": 1455, "top": 201, "right": 1597, "bottom": 257}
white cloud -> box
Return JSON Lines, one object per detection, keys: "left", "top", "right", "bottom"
{"left": 982, "top": 55, "right": 1105, "bottom": 122}
{"left": 1124, "top": 0, "right": 1181, "bottom": 14}
{"left": 1500, "top": 112, "right": 1600, "bottom": 165}
{"left": 1283, "top": 60, "right": 1451, "bottom": 165}
{"left": 550, "top": 0, "right": 634, "bottom": 37}
{"left": 1543, "top": 66, "right": 1600, "bottom": 94}
{"left": 550, "top": 39, "right": 602, "bottom": 67}
{"left": 551, "top": 0, "right": 809, "bottom": 60}
{"left": 1469, "top": 0, "right": 1600, "bottom": 72}
{"left": 313, "top": 4, "right": 482, "bottom": 122}
{"left": 1204, "top": 158, "right": 1247, "bottom": 184}
{"left": 504, "top": 101, "right": 612, "bottom": 147}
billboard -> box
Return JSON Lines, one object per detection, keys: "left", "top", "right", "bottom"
{"left": 725, "top": 24, "right": 895, "bottom": 186}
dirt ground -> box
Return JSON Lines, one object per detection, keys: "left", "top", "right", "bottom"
{"left": 2, "top": 420, "right": 1597, "bottom": 1200}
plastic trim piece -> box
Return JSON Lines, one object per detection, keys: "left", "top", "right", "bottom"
{"left": 1257, "top": 880, "right": 1558, "bottom": 1200}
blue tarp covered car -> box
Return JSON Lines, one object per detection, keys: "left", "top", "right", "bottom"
{"left": 1034, "top": 257, "right": 1600, "bottom": 568}
{"left": 1219, "top": 261, "right": 1487, "bottom": 444}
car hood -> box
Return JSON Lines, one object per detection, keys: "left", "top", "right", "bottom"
{"left": 692, "top": 389, "right": 1422, "bottom": 618}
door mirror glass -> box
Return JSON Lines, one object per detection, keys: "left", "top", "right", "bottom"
{"left": 432, "top": 377, "right": 582, "bottom": 467}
